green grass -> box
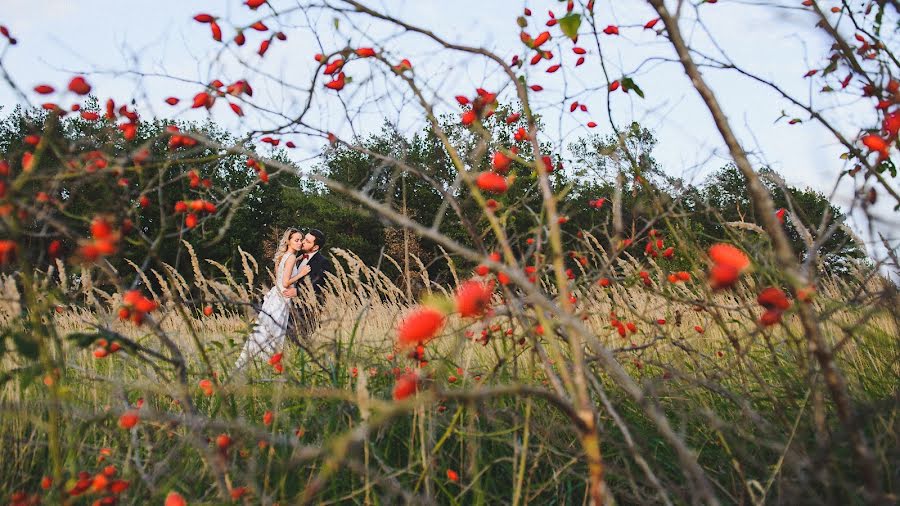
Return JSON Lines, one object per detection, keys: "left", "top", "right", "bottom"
{"left": 1, "top": 263, "right": 897, "bottom": 504}
{"left": 2, "top": 323, "right": 896, "bottom": 504}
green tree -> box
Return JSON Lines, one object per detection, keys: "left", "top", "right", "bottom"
{"left": 687, "top": 164, "right": 865, "bottom": 275}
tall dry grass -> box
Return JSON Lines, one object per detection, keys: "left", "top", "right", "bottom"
{"left": 0, "top": 244, "right": 896, "bottom": 504}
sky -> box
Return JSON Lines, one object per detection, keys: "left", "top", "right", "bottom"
{"left": 1, "top": 0, "right": 897, "bottom": 264}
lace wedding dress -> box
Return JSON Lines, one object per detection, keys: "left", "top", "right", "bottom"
{"left": 234, "top": 253, "right": 296, "bottom": 371}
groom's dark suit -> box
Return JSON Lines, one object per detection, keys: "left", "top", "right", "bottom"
{"left": 297, "top": 251, "right": 332, "bottom": 299}
{"left": 289, "top": 250, "right": 332, "bottom": 342}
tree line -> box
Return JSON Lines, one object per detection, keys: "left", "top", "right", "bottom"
{"left": 0, "top": 102, "right": 865, "bottom": 294}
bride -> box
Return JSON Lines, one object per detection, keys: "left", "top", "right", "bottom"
{"left": 234, "top": 228, "right": 310, "bottom": 371}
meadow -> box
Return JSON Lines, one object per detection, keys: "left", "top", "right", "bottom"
{"left": 1, "top": 245, "right": 896, "bottom": 505}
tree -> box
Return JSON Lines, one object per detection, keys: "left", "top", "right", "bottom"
{"left": 688, "top": 165, "right": 866, "bottom": 276}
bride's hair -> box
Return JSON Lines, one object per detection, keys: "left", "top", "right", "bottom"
{"left": 273, "top": 227, "right": 301, "bottom": 267}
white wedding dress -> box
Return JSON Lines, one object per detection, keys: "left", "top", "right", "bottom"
{"left": 234, "top": 253, "right": 296, "bottom": 371}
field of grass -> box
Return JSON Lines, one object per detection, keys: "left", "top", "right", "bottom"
{"left": 1, "top": 248, "right": 897, "bottom": 505}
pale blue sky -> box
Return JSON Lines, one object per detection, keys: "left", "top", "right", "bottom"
{"left": 2, "top": 0, "right": 896, "bottom": 255}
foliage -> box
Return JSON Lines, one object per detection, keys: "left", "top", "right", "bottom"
{"left": 0, "top": 0, "right": 897, "bottom": 504}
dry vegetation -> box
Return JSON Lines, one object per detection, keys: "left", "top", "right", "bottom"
{"left": 1, "top": 244, "right": 896, "bottom": 504}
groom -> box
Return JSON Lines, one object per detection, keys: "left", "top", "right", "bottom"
{"left": 283, "top": 228, "right": 331, "bottom": 342}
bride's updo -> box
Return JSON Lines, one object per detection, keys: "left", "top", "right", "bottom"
{"left": 273, "top": 227, "right": 301, "bottom": 267}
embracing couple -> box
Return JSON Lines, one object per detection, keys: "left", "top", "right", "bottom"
{"left": 234, "top": 228, "right": 331, "bottom": 372}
